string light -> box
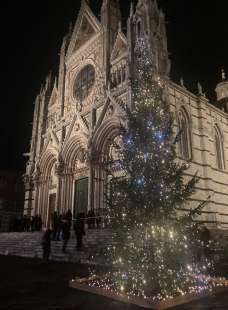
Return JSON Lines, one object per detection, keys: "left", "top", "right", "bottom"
{"left": 71, "top": 37, "right": 225, "bottom": 302}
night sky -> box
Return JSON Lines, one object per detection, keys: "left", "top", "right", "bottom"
{"left": 0, "top": 0, "right": 228, "bottom": 172}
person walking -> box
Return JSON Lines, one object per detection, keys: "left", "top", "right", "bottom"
{"left": 41, "top": 229, "right": 52, "bottom": 261}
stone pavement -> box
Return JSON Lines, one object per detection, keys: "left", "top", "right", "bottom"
{"left": 0, "top": 255, "right": 228, "bottom": 310}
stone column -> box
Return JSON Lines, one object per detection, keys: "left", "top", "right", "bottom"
{"left": 88, "top": 161, "right": 95, "bottom": 211}
{"left": 64, "top": 173, "right": 74, "bottom": 212}
{"left": 33, "top": 180, "right": 40, "bottom": 215}
{"left": 44, "top": 179, "right": 50, "bottom": 228}
{"left": 93, "top": 162, "right": 101, "bottom": 210}
{"left": 38, "top": 180, "right": 45, "bottom": 217}
{"left": 68, "top": 174, "right": 74, "bottom": 213}
{"left": 54, "top": 158, "right": 65, "bottom": 214}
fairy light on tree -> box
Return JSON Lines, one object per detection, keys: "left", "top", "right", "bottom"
{"left": 91, "top": 38, "right": 213, "bottom": 300}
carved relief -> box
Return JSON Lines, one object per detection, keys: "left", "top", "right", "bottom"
{"left": 73, "top": 16, "right": 96, "bottom": 52}
{"left": 55, "top": 156, "right": 65, "bottom": 175}
{"left": 107, "top": 104, "right": 114, "bottom": 117}
{"left": 75, "top": 149, "right": 87, "bottom": 171}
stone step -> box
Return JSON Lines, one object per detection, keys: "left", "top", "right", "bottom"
{"left": 0, "top": 230, "right": 112, "bottom": 263}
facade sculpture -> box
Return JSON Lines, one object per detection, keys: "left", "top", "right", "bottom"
{"left": 24, "top": 0, "right": 228, "bottom": 230}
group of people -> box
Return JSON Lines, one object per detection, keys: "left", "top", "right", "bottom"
{"left": 9, "top": 215, "right": 42, "bottom": 232}
{"left": 41, "top": 210, "right": 86, "bottom": 261}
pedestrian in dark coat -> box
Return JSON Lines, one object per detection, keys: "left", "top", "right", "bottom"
{"left": 65, "top": 209, "right": 72, "bottom": 230}
{"left": 96, "top": 209, "right": 102, "bottom": 229}
{"left": 62, "top": 219, "right": 71, "bottom": 253}
{"left": 52, "top": 211, "right": 58, "bottom": 240}
{"left": 41, "top": 229, "right": 52, "bottom": 261}
{"left": 31, "top": 216, "right": 35, "bottom": 232}
{"left": 37, "top": 216, "right": 42, "bottom": 231}
{"left": 56, "top": 214, "right": 63, "bottom": 241}
{"left": 74, "top": 213, "right": 85, "bottom": 250}
{"left": 200, "top": 226, "right": 211, "bottom": 259}
{"left": 87, "top": 210, "right": 95, "bottom": 229}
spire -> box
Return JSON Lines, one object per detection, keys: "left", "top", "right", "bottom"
{"left": 130, "top": 2, "right": 134, "bottom": 16}
{"left": 180, "top": 77, "right": 186, "bottom": 89}
{"left": 82, "top": 0, "right": 89, "bottom": 6}
{"left": 197, "top": 82, "right": 203, "bottom": 95}
{"left": 118, "top": 20, "right": 122, "bottom": 33}
{"left": 215, "top": 68, "right": 228, "bottom": 112}
{"left": 102, "top": 0, "right": 118, "bottom": 9}
{"left": 159, "top": 9, "right": 165, "bottom": 19}
{"left": 197, "top": 82, "right": 206, "bottom": 97}
{"left": 222, "top": 68, "right": 226, "bottom": 80}
{"left": 101, "top": 0, "right": 121, "bottom": 85}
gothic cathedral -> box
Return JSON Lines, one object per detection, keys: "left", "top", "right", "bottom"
{"left": 24, "top": 0, "right": 228, "bottom": 231}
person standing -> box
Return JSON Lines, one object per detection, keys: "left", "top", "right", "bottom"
{"left": 201, "top": 225, "right": 211, "bottom": 259}
{"left": 41, "top": 229, "right": 52, "bottom": 261}
{"left": 74, "top": 213, "right": 85, "bottom": 250}
{"left": 52, "top": 211, "right": 58, "bottom": 241}
{"left": 96, "top": 209, "right": 102, "bottom": 229}
{"left": 65, "top": 209, "right": 72, "bottom": 230}
{"left": 87, "top": 209, "right": 95, "bottom": 229}
{"left": 37, "top": 216, "right": 42, "bottom": 231}
{"left": 62, "top": 219, "right": 71, "bottom": 253}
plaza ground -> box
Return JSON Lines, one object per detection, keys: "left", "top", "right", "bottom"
{"left": 0, "top": 255, "right": 228, "bottom": 310}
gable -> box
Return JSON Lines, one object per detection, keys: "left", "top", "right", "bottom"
{"left": 66, "top": 2, "right": 101, "bottom": 59}
{"left": 111, "top": 32, "right": 127, "bottom": 62}
{"left": 48, "top": 82, "right": 58, "bottom": 108}
{"left": 74, "top": 15, "right": 96, "bottom": 51}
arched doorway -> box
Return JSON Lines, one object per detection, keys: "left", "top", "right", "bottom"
{"left": 61, "top": 136, "right": 88, "bottom": 217}
{"left": 73, "top": 177, "right": 88, "bottom": 217}
{"left": 47, "top": 164, "right": 58, "bottom": 228}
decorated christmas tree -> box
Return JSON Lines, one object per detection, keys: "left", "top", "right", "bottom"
{"left": 91, "top": 39, "right": 212, "bottom": 301}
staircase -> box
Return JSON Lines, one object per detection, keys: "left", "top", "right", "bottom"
{"left": 0, "top": 229, "right": 112, "bottom": 264}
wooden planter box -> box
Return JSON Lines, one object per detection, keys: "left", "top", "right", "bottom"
{"left": 69, "top": 278, "right": 228, "bottom": 309}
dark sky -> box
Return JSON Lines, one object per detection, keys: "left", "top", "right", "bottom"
{"left": 0, "top": 0, "right": 228, "bottom": 171}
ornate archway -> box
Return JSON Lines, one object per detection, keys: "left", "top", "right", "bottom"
{"left": 35, "top": 150, "right": 57, "bottom": 227}
{"left": 92, "top": 118, "right": 121, "bottom": 210}
{"left": 60, "top": 135, "right": 88, "bottom": 215}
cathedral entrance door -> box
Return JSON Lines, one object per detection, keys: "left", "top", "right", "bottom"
{"left": 48, "top": 193, "right": 56, "bottom": 228}
{"left": 73, "top": 178, "right": 88, "bottom": 218}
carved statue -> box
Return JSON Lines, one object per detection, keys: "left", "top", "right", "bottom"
{"left": 55, "top": 154, "right": 65, "bottom": 175}
{"left": 197, "top": 82, "right": 203, "bottom": 95}
{"left": 180, "top": 77, "right": 185, "bottom": 88}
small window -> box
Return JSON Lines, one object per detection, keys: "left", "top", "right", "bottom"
{"left": 62, "top": 126, "right": 66, "bottom": 141}
{"left": 74, "top": 64, "right": 95, "bottom": 102}
{"left": 92, "top": 108, "right": 97, "bottom": 128}
{"left": 178, "top": 109, "right": 191, "bottom": 160}
{"left": 214, "top": 126, "right": 225, "bottom": 170}
{"left": 137, "top": 21, "right": 141, "bottom": 37}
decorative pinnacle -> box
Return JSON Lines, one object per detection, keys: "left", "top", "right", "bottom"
{"left": 130, "top": 2, "right": 134, "bottom": 16}
{"left": 222, "top": 68, "right": 226, "bottom": 80}
{"left": 197, "top": 82, "right": 203, "bottom": 95}
{"left": 180, "top": 77, "right": 185, "bottom": 88}
{"left": 118, "top": 20, "right": 122, "bottom": 32}
{"left": 82, "top": 0, "right": 89, "bottom": 8}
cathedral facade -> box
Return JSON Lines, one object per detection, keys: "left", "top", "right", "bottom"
{"left": 24, "top": 0, "right": 228, "bottom": 230}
